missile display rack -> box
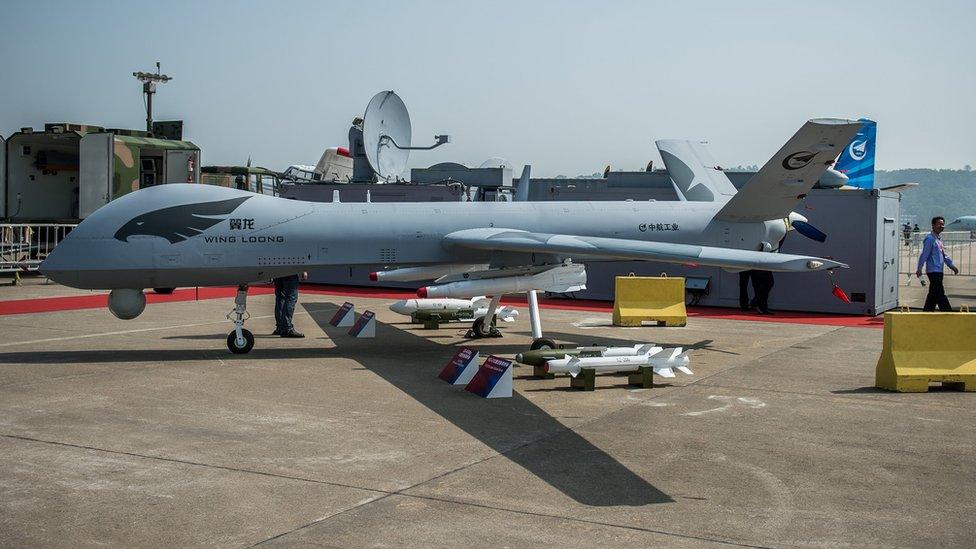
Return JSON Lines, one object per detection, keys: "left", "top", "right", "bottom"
{"left": 569, "top": 366, "right": 654, "bottom": 391}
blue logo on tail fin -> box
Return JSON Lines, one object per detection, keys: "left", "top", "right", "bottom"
{"left": 834, "top": 118, "right": 876, "bottom": 189}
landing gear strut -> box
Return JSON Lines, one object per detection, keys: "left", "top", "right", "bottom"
{"left": 526, "top": 290, "right": 555, "bottom": 350}
{"left": 463, "top": 290, "right": 555, "bottom": 350}
{"left": 226, "top": 284, "right": 254, "bottom": 354}
{"left": 466, "top": 295, "right": 503, "bottom": 338}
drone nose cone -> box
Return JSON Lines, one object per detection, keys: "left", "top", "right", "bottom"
{"left": 389, "top": 300, "right": 409, "bottom": 314}
{"left": 38, "top": 239, "right": 80, "bottom": 287}
{"left": 417, "top": 287, "right": 428, "bottom": 298}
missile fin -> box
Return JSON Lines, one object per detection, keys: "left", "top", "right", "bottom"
{"left": 634, "top": 344, "right": 656, "bottom": 355}
{"left": 676, "top": 366, "right": 694, "bottom": 375}
{"left": 653, "top": 367, "right": 676, "bottom": 378}
{"left": 567, "top": 357, "right": 583, "bottom": 378}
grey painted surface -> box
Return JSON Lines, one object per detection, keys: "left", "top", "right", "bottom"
{"left": 4, "top": 131, "right": 81, "bottom": 220}
{"left": 307, "top": 182, "right": 898, "bottom": 315}
{"left": 44, "top": 183, "right": 834, "bottom": 290}
{"left": 411, "top": 163, "right": 512, "bottom": 188}
{"left": 79, "top": 133, "right": 112, "bottom": 218}
{"left": 280, "top": 182, "right": 463, "bottom": 203}
{"left": 0, "top": 287, "right": 971, "bottom": 547}
{"left": 578, "top": 190, "right": 900, "bottom": 315}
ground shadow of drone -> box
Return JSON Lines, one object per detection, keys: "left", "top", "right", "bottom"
{"left": 302, "top": 301, "right": 673, "bottom": 507}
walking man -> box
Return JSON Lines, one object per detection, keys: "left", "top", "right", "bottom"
{"left": 915, "top": 216, "right": 959, "bottom": 311}
{"left": 273, "top": 272, "right": 307, "bottom": 337}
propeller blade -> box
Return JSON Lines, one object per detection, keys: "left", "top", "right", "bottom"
{"left": 832, "top": 285, "right": 851, "bottom": 303}
{"left": 792, "top": 220, "right": 827, "bottom": 243}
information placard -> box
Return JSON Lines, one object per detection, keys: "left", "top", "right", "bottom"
{"left": 438, "top": 347, "right": 480, "bottom": 385}
{"left": 329, "top": 302, "right": 355, "bottom": 327}
{"left": 348, "top": 310, "right": 376, "bottom": 338}
{"left": 465, "top": 355, "right": 513, "bottom": 398}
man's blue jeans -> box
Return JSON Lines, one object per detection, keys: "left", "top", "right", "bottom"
{"left": 274, "top": 275, "right": 301, "bottom": 330}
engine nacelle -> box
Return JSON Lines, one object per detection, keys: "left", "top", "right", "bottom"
{"left": 108, "top": 289, "right": 146, "bottom": 320}
{"left": 817, "top": 167, "right": 849, "bottom": 189}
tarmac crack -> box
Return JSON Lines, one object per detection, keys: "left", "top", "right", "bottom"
{"left": 0, "top": 432, "right": 390, "bottom": 497}
{"left": 395, "top": 493, "right": 774, "bottom": 549}
{"left": 250, "top": 447, "right": 771, "bottom": 549}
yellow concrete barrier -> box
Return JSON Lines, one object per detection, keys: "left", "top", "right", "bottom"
{"left": 875, "top": 312, "right": 976, "bottom": 392}
{"left": 612, "top": 274, "right": 687, "bottom": 327}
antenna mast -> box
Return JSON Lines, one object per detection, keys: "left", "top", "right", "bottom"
{"left": 132, "top": 62, "right": 172, "bottom": 135}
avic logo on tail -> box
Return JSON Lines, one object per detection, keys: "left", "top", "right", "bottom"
{"left": 848, "top": 140, "right": 868, "bottom": 161}
{"left": 834, "top": 119, "right": 876, "bottom": 189}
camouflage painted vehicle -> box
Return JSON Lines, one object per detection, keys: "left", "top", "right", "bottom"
{"left": 3, "top": 123, "right": 200, "bottom": 221}
{"left": 108, "top": 134, "right": 199, "bottom": 199}
{"left": 200, "top": 166, "right": 282, "bottom": 196}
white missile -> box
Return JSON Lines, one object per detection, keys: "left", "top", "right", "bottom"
{"left": 602, "top": 343, "right": 661, "bottom": 357}
{"left": 647, "top": 347, "right": 693, "bottom": 378}
{"left": 389, "top": 297, "right": 519, "bottom": 322}
{"left": 370, "top": 263, "right": 488, "bottom": 282}
{"left": 545, "top": 354, "right": 654, "bottom": 377}
{"left": 545, "top": 346, "right": 692, "bottom": 378}
{"left": 418, "top": 264, "right": 586, "bottom": 299}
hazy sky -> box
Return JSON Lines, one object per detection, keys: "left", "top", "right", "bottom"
{"left": 1, "top": 0, "right": 973, "bottom": 176}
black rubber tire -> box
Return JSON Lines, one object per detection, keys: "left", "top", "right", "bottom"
{"left": 153, "top": 288, "right": 175, "bottom": 295}
{"left": 227, "top": 329, "right": 255, "bottom": 354}
{"left": 530, "top": 337, "right": 556, "bottom": 351}
{"left": 471, "top": 317, "right": 491, "bottom": 338}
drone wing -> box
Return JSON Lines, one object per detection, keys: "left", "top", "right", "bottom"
{"left": 442, "top": 228, "right": 847, "bottom": 272}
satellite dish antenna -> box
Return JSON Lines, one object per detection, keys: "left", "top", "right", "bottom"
{"left": 362, "top": 91, "right": 450, "bottom": 182}
{"left": 363, "top": 91, "right": 411, "bottom": 181}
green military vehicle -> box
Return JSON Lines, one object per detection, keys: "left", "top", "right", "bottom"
{"left": 2, "top": 123, "right": 200, "bottom": 221}
{"left": 201, "top": 166, "right": 283, "bottom": 196}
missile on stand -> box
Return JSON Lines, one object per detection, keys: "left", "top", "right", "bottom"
{"left": 418, "top": 264, "right": 586, "bottom": 299}
{"left": 370, "top": 264, "right": 488, "bottom": 282}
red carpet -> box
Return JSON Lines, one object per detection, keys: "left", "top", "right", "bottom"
{"left": 0, "top": 286, "right": 273, "bottom": 316}
{"left": 0, "top": 283, "right": 884, "bottom": 328}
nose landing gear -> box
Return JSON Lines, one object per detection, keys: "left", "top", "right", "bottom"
{"left": 226, "top": 285, "right": 254, "bottom": 354}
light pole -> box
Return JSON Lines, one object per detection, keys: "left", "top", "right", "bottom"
{"left": 132, "top": 62, "right": 171, "bottom": 135}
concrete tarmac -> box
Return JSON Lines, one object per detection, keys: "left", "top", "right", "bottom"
{"left": 0, "top": 283, "right": 973, "bottom": 547}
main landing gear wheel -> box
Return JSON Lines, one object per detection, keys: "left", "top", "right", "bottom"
{"left": 227, "top": 329, "right": 254, "bottom": 354}
{"left": 468, "top": 316, "right": 502, "bottom": 339}
{"left": 530, "top": 337, "right": 556, "bottom": 351}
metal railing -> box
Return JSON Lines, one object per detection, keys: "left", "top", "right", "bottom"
{"left": 900, "top": 230, "right": 976, "bottom": 277}
{"left": 1, "top": 223, "right": 77, "bottom": 273}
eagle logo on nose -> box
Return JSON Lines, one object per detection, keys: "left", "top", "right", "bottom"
{"left": 114, "top": 196, "right": 251, "bottom": 244}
